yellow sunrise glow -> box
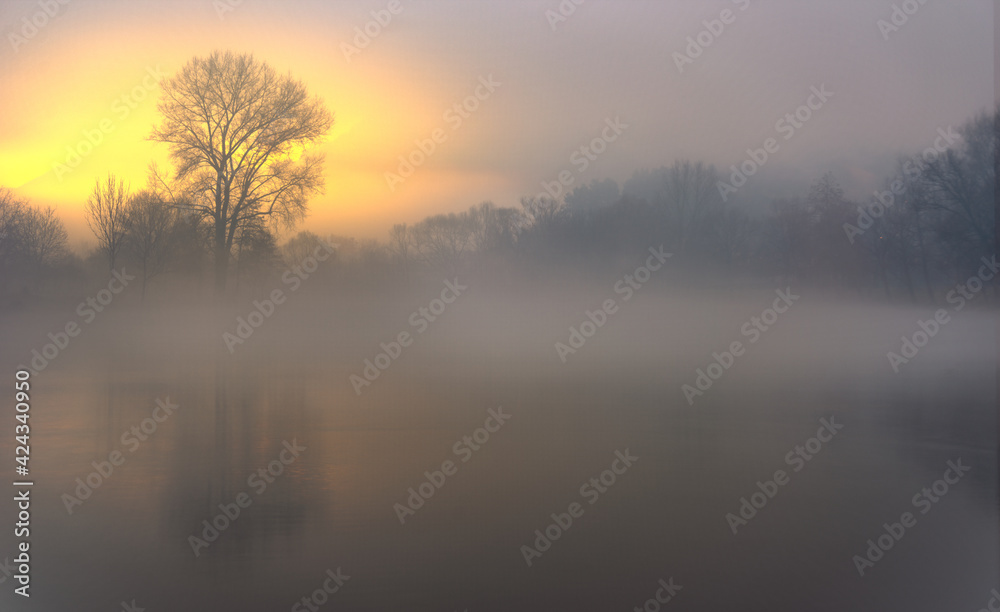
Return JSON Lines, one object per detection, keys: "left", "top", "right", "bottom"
{"left": 0, "top": 2, "right": 474, "bottom": 245}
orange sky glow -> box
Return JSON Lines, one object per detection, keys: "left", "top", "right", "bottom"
{"left": 0, "top": 1, "right": 993, "bottom": 251}
{"left": 0, "top": 1, "right": 521, "bottom": 249}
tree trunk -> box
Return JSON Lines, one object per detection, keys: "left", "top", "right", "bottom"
{"left": 879, "top": 260, "right": 891, "bottom": 301}
{"left": 140, "top": 258, "right": 147, "bottom": 304}
{"left": 214, "top": 222, "right": 228, "bottom": 296}
{"left": 913, "top": 213, "right": 934, "bottom": 302}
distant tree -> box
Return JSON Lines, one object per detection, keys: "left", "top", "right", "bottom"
{"left": 623, "top": 161, "right": 720, "bottom": 255}
{"left": 20, "top": 206, "right": 69, "bottom": 271}
{"left": 565, "top": 178, "right": 620, "bottom": 214}
{"left": 0, "top": 189, "right": 69, "bottom": 296}
{"left": 660, "top": 160, "right": 720, "bottom": 254}
{"left": 919, "top": 108, "right": 995, "bottom": 270}
{"left": 411, "top": 213, "right": 474, "bottom": 275}
{"left": 519, "top": 195, "right": 563, "bottom": 228}
{"left": 125, "top": 189, "right": 179, "bottom": 301}
{"left": 85, "top": 174, "right": 131, "bottom": 271}
{"left": 150, "top": 50, "right": 334, "bottom": 294}
{"left": 387, "top": 223, "right": 412, "bottom": 274}
{"left": 804, "top": 174, "right": 868, "bottom": 290}
{"left": 467, "top": 201, "right": 522, "bottom": 253}
{"left": 0, "top": 188, "right": 28, "bottom": 275}
{"left": 282, "top": 230, "right": 326, "bottom": 264}
{"left": 710, "top": 207, "right": 755, "bottom": 268}
{"left": 764, "top": 197, "right": 813, "bottom": 283}
{"left": 233, "top": 218, "right": 281, "bottom": 292}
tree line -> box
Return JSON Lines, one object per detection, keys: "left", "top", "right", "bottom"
{"left": 0, "top": 51, "right": 993, "bottom": 307}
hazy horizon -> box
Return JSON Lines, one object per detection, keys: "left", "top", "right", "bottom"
{"left": 0, "top": 0, "right": 994, "bottom": 248}
{"left": 0, "top": 3, "right": 996, "bottom": 611}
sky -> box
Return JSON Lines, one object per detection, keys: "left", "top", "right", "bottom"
{"left": 0, "top": 0, "right": 994, "bottom": 249}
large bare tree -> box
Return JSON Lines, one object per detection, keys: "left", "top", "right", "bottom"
{"left": 149, "top": 51, "right": 333, "bottom": 293}
{"left": 85, "top": 174, "right": 131, "bottom": 271}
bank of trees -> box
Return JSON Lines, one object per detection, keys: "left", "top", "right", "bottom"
{"left": 0, "top": 188, "right": 70, "bottom": 301}
{"left": 0, "top": 70, "right": 993, "bottom": 306}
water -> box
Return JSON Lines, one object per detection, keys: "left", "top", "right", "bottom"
{"left": 0, "top": 287, "right": 996, "bottom": 611}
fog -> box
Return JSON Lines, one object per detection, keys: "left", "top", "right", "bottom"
{"left": 1, "top": 258, "right": 996, "bottom": 610}
{"left": 0, "top": 2, "right": 997, "bottom": 611}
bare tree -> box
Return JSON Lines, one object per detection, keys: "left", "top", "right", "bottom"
{"left": 565, "top": 178, "right": 620, "bottom": 214}
{"left": 23, "top": 206, "right": 68, "bottom": 269}
{"left": 233, "top": 217, "right": 281, "bottom": 293}
{"left": 711, "top": 207, "right": 755, "bottom": 268}
{"left": 387, "top": 223, "right": 412, "bottom": 274}
{"left": 662, "top": 160, "right": 720, "bottom": 254}
{"left": 468, "top": 201, "right": 522, "bottom": 253}
{"left": 149, "top": 50, "right": 334, "bottom": 293}
{"left": 519, "top": 195, "right": 563, "bottom": 227}
{"left": 411, "top": 213, "right": 474, "bottom": 275}
{"left": 804, "top": 174, "right": 868, "bottom": 291}
{"left": 282, "top": 230, "right": 326, "bottom": 264}
{"left": 125, "top": 190, "right": 178, "bottom": 301}
{"left": 0, "top": 189, "right": 71, "bottom": 297}
{"left": 620, "top": 161, "right": 720, "bottom": 255}
{"left": 85, "top": 174, "right": 131, "bottom": 271}
{"left": 919, "top": 108, "right": 995, "bottom": 266}
{"left": 0, "top": 188, "right": 28, "bottom": 271}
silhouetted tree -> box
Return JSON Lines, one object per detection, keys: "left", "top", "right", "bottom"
{"left": 0, "top": 188, "right": 28, "bottom": 280}
{"left": 565, "top": 178, "right": 619, "bottom": 214}
{"left": 411, "top": 212, "right": 474, "bottom": 275}
{"left": 150, "top": 50, "right": 333, "bottom": 294}
{"left": 919, "top": 108, "right": 995, "bottom": 271}
{"left": 233, "top": 218, "right": 281, "bottom": 293}
{"left": 85, "top": 174, "right": 131, "bottom": 271}
{"left": 0, "top": 189, "right": 69, "bottom": 297}
{"left": 125, "top": 189, "right": 179, "bottom": 301}
{"left": 387, "top": 223, "right": 412, "bottom": 274}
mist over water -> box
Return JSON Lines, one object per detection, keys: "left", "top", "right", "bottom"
{"left": 0, "top": 272, "right": 995, "bottom": 610}
{"left": 0, "top": 1, "right": 997, "bottom": 610}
